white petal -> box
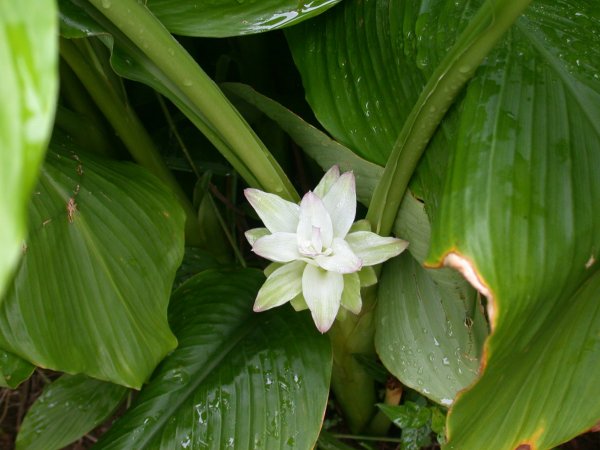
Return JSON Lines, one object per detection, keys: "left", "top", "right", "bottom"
{"left": 245, "top": 227, "right": 270, "bottom": 246}
{"left": 340, "top": 272, "right": 362, "bottom": 314}
{"left": 245, "top": 188, "right": 300, "bottom": 233}
{"left": 297, "top": 191, "right": 333, "bottom": 249}
{"left": 253, "top": 232, "right": 300, "bottom": 262}
{"left": 254, "top": 261, "right": 305, "bottom": 311}
{"left": 314, "top": 237, "right": 362, "bottom": 274}
{"left": 345, "top": 231, "right": 409, "bottom": 266}
{"left": 302, "top": 264, "right": 343, "bottom": 333}
{"left": 322, "top": 171, "right": 356, "bottom": 238}
{"left": 314, "top": 165, "right": 340, "bottom": 198}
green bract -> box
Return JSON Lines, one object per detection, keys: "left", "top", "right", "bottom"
{"left": 245, "top": 166, "right": 408, "bottom": 332}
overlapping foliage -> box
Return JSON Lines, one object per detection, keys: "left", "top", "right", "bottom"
{"left": 1, "top": 0, "right": 598, "bottom": 449}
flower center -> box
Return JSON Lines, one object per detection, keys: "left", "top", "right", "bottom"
{"left": 298, "top": 226, "right": 333, "bottom": 258}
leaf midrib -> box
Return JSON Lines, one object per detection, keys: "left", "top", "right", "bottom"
{"left": 129, "top": 309, "right": 259, "bottom": 449}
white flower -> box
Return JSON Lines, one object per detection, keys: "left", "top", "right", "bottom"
{"left": 245, "top": 166, "right": 408, "bottom": 333}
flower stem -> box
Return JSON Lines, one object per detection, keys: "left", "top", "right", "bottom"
{"left": 86, "top": 0, "right": 299, "bottom": 202}
{"left": 329, "top": 285, "right": 379, "bottom": 433}
{"left": 366, "top": 0, "right": 533, "bottom": 236}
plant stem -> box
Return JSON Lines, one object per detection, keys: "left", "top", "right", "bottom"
{"left": 86, "top": 0, "right": 299, "bottom": 202}
{"left": 60, "top": 38, "right": 204, "bottom": 246}
{"left": 329, "top": 285, "right": 379, "bottom": 433}
{"left": 331, "top": 433, "right": 403, "bottom": 443}
{"left": 366, "top": 0, "right": 533, "bottom": 236}
{"left": 59, "top": 61, "right": 117, "bottom": 157}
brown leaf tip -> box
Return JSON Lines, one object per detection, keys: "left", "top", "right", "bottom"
{"left": 443, "top": 252, "right": 496, "bottom": 329}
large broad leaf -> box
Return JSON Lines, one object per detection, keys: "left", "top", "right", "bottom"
{"left": 146, "top": 0, "right": 343, "bottom": 37}
{"left": 285, "top": 0, "right": 455, "bottom": 218}
{"left": 0, "top": 0, "right": 57, "bottom": 300}
{"left": 285, "top": 0, "right": 425, "bottom": 167}
{"left": 424, "top": 1, "right": 600, "bottom": 448}
{"left": 95, "top": 269, "right": 332, "bottom": 449}
{"left": 375, "top": 194, "right": 487, "bottom": 406}
{"left": 0, "top": 143, "right": 184, "bottom": 388}
{"left": 0, "top": 349, "right": 34, "bottom": 389}
{"left": 16, "top": 374, "right": 128, "bottom": 450}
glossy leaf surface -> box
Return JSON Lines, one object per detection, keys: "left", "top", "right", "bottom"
{"left": 286, "top": 0, "right": 425, "bottom": 166}
{"left": 0, "top": 145, "right": 184, "bottom": 388}
{"left": 285, "top": 0, "right": 454, "bottom": 219}
{"left": 16, "top": 374, "right": 127, "bottom": 450}
{"left": 425, "top": 2, "right": 600, "bottom": 447}
{"left": 96, "top": 269, "right": 332, "bottom": 449}
{"left": 377, "top": 254, "right": 484, "bottom": 407}
{"left": 0, "top": 0, "right": 57, "bottom": 300}
{"left": 289, "top": 0, "right": 600, "bottom": 446}
{"left": 376, "top": 194, "right": 487, "bottom": 406}
{"left": 0, "top": 349, "right": 34, "bottom": 389}
{"left": 146, "top": 0, "right": 343, "bottom": 37}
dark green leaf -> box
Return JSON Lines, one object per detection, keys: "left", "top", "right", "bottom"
{"left": 0, "top": 349, "right": 34, "bottom": 389}
{"left": 95, "top": 269, "right": 332, "bottom": 449}
{"left": 285, "top": 0, "right": 455, "bottom": 218}
{"left": 351, "top": 354, "right": 388, "bottom": 384}
{"left": 400, "top": 426, "right": 432, "bottom": 450}
{"left": 0, "top": 144, "right": 184, "bottom": 388}
{"left": 423, "top": 1, "right": 600, "bottom": 448}
{"left": 222, "top": 82, "right": 383, "bottom": 206}
{"left": 377, "top": 402, "right": 431, "bottom": 430}
{"left": 0, "top": 0, "right": 57, "bottom": 299}
{"left": 16, "top": 374, "right": 127, "bottom": 450}
{"left": 378, "top": 402, "right": 434, "bottom": 450}
{"left": 316, "top": 431, "right": 357, "bottom": 450}
{"left": 146, "top": 0, "right": 343, "bottom": 37}
{"left": 285, "top": 0, "right": 423, "bottom": 166}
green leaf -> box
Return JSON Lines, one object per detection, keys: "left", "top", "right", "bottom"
{"left": 378, "top": 402, "right": 431, "bottom": 430}
{"left": 95, "top": 269, "right": 332, "bottom": 449}
{"left": 146, "top": 0, "right": 343, "bottom": 37}
{"left": 376, "top": 253, "right": 485, "bottom": 407}
{"left": 285, "top": 0, "right": 424, "bottom": 167}
{"left": 285, "top": 0, "right": 457, "bottom": 223}
{"left": 59, "top": 0, "right": 299, "bottom": 202}
{"left": 375, "top": 193, "right": 487, "bottom": 406}
{"left": 446, "top": 271, "right": 600, "bottom": 449}
{"left": 0, "top": 144, "right": 184, "bottom": 388}
{"left": 222, "top": 82, "right": 383, "bottom": 206}
{"left": 0, "top": 349, "right": 34, "bottom": 389}
{"left": 378, "top": 402, "right": 434, "bottom": 450}
{"left": 316, "top": 431, "right": 357, "bottom": 450}
{"left": 16, "top": 374, "right": 128, "bottom": 450}
{"left": 0, "top": 0, "right": 58, "bottom": 300}
{"left": 423, "top": 1, "right": 600, "bottom": 448}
